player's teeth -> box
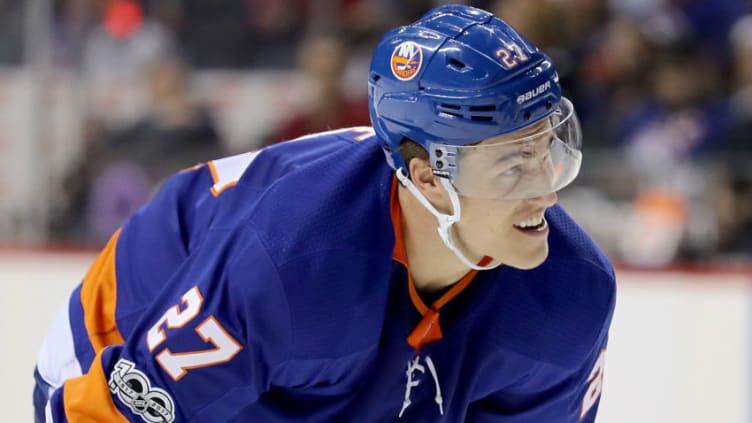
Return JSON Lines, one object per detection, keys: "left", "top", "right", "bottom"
{"left": 514, "top": 215, "right": 543, "bottom": 228}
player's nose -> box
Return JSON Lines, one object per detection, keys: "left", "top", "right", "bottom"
{"left": 525, "top": 192, "right": 557, "bottom": 209}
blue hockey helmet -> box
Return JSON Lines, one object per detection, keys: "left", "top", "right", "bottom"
{"left": 368, "top": 5, "right": 576, "bottom": 187}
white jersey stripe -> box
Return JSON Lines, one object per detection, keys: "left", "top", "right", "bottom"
{"left": 44, "top": 400, "right": 54, "bottom": 423}
{"left": 36, "top": 298, "right": 83, "bottom": 389}
{"left": 209, "top": 151, "right": 259, "bottom": 196}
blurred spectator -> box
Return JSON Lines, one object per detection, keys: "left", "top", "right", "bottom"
{"left": 616, "top": 41, "right": 731, "bottom": 168}
{"left": 176, "top": 0, "right": 259, "bottom": 68}
{"left": 725, "top": 15, "right": 752, "bottom": 153}
{"left": 491, "top": 0, "right": 562, "bottom": 47}
{"left": 52, "top": 0, "right": 102, "bottom": 67}
{"left": 145, "top": 0, "right": 444, "bottom": 68}
{"left": 99, "top": 58, "right": 224, "bottom": 176}
{"left": 47, "top": 57, "right": 225, "bottom": 243}
{"left": 0, "top": 1, "right": 25, "bottom": 64}
{"left": 577, "top": 17, "right": 656, "bottom": 146}
{"left": 714, "top": 15, "right": 752, "bottom": 256}
{"left": 170, "top": 0, "right": 309, "bottom": 68}
{"left": 672, "top": 0, "right": 748, "bottom": 55}
{"left": 82, "top": 0, "right": 176, "bottom": 127}
{"left": 611, "top": 42, "right": 734, "bottom": 264}
{"left": 82, "top": 0, "right": 174, "bottom": 82}
{"left": 722, "top": 172, "right": 752, "bottom": 254}
{"left": 709, "top": 163, "right": 752, "bottom": 256}
{"left": 264, "top": 32, "right": 370, "bottom": 144}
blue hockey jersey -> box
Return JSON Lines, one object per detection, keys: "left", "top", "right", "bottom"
{"left": 39, "top": 127, "right": 616, "bottom": 422}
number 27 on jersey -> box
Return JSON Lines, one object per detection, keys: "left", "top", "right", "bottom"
{"left": 146, "top": 286, "right": 243, "bottom": 381}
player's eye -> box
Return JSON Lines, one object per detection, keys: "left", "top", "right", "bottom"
{"left": 500, "top": 166, "right": 522, "bottom": 177}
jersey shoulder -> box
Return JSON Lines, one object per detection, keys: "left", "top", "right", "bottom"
{"left": 545, "top": 204, "right": 614, "bottom": 278}
{"left": 242, "top": 127, "right": 393, "bottom": 264}
{"left": 158, "top": 126, "right": 378, "bottom": 230}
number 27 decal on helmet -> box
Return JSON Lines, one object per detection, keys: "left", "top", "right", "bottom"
{"left": 495, "top": 42, "right": 530, "bottom": 70}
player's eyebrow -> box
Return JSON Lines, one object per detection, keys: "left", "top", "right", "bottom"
{"left": 492, "top": 133, "right": 553, "bottom": 167}
{"left": 493, "top": 150, "right": 526, "bottom": 167}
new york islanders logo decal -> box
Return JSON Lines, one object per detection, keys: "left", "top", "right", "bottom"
{"left": 391, "top": 41, "right": 423, "bottom": 81}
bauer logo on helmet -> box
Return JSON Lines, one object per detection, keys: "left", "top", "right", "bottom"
{"left": 391, "top": 41, "right": 423, "bottom": 81}
{"left": 517, "top": 80, "right": 552, "bottom": 104}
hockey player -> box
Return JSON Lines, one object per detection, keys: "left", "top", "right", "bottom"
{"left": 34, "top": 5, "right": 615, "bottom": 422}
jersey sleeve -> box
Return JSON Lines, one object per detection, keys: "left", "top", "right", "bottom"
{"left": 45, "top": 225, "right": 292, "bottom": 423}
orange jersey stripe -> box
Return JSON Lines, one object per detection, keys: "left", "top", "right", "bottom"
{"left": 63, "top": 349, "right": 129, "bottom": 423}
{"left": 80, "top": 229, "right": 125, "bottom": 352}
{"left": 207, "top": 160, "right": 220, "bottom": 184}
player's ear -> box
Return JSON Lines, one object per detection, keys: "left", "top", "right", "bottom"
{"left": 408, "top": 157, "right": 452, "bottom": 213}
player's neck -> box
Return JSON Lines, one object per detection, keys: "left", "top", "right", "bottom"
{"left": 398, "top": 185, "right": 476, "bottom": 293}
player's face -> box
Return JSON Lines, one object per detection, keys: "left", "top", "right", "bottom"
{"left": 451, "top": 121, "right": 558, "bottom": 269}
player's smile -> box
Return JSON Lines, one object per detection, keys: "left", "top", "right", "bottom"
{"left": 513, "top": 216, "right": 548, "bottom": 236}
{"left": 513, "top": 210, "right": 548, "bottom": 235}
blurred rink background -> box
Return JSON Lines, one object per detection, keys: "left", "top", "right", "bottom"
{"left": 0, "top": 0, "right": 750, "bottom": 421}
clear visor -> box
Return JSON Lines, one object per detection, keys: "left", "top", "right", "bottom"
{"left": 428, "top": 97, "right": 582, "bottom": 200}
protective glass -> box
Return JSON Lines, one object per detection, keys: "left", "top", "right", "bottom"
{"left": 428, "top": 97, "right": 582, "bottom": 200}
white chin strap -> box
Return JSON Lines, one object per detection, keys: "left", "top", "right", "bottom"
{"left": 396, "top": 168, "right": 500, "bottom": 271}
